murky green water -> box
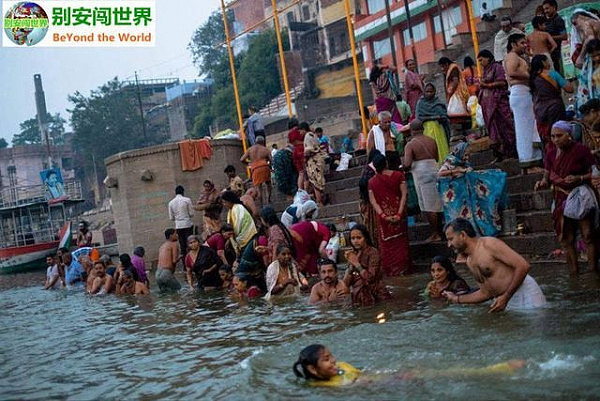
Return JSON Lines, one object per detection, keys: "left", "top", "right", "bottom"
{"left": 0, "top": 265, "right": 599, "bottom": 400}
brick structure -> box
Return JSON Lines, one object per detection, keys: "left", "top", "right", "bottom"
{"left": 104, "top": 140, "right": 246, "bottom": 264}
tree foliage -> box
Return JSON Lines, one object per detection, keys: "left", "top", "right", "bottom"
{"left": 188, "top": 18, "right": 288, "bottom": 137}
{"left": 12, "top": 113, "right": 66, "bottom": 146}
{"left": 68, "top": 77, "right": 155, "bottom": 175}
{"left": 0, "top": 138, "right": 8, "bottom": 149}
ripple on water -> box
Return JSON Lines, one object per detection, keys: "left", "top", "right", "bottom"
{"left": 0, "top": 266, "right": 599, "bottom": 399}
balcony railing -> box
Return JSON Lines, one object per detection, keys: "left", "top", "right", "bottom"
{"left": 0, "top": 180, "right": 83, "bottom": 210}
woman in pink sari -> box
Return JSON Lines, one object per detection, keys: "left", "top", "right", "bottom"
{"left": 369, "top": 64, "right": 402, "bottom": 124}
{"left": 404, "top": 59, "right": 423, "bottom": 121}
{"left": 368, "top": 153, "right": 412, "bottom": 276}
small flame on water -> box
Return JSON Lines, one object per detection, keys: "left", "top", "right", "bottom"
{"left": 376, "top": 312, "right": 386, "bottom": 323}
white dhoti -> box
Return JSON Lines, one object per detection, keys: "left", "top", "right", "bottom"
{"left": 411, "top": 159, "right": 442, "bottom": 212}
{"left": 506, "top": 274, "right": 547, "bottom": 310}
{"left": 509, "top": 85, "right": 543, "bottom": 167}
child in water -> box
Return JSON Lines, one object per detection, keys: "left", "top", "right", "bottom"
{"left": 293, "top": 344, "right": 526, "bottom": 386}
{"left": 219, "top": 265, "right": 234, "bottom": 291}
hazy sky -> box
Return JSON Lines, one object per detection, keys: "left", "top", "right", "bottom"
{"left": 0, "top": 0, "right": 221, "bottom": 145}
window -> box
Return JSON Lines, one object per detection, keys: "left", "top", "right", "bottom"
{"left": 432, "top": 7, "right": 462, "bottom": 42}
{"left": 302, "top": 5, "right": 310, "bottom": 21}
{"left": 286, "top": 11, "right": 295, "bottom": 24}
{"left": 433, "top": 15, "right": 441, "bottom": 33}
{"left": 402, "top": 21, "right": 427, "bottom": 45}
{"left": 367, "top": 0, "right": 385, "bottom": 14}
{"left": 373, "top": 37, "right": 391, "bottom": 60}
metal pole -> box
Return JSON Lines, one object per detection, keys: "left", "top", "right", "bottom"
{"left": 403, "top": 0, "right": 417, "bottom": 64}
{"left": 134, "top": 71, "right": 148, "bottom": 143}
{"left": 344, "top": 0, "right": 367, "bottom": 135}
{"left": 220, "top": 0, "right": 248, "bottom": 156}
{"left": 465, "top": 0, "right": 481, "bottom": 76}
{"left": 436, "top": 0, "right": 448, "bottom": 49}
{"left": 383, "top": 0, "right": 398, "bottom": 70}
{"left": 271, "top": 0, "right": 293, "bottom": 117}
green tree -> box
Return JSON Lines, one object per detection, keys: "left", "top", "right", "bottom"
{"left": 188, "top": 10, "right": 232, "bottom": 84}
{"left": 0, "top": 138, "right": 8, "bottom": 149}
{"left": 12, "top": 113, "right": 66, "bottom": 146}
{"left": 238, "top": 29, "right": 288, "bottom": 110}
{"left": 68, "top": 77, "right": 153, "bottom": 176}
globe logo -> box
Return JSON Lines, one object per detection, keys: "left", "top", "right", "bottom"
{"left": 3, "top": 2, "right": 49, "bottom": 46}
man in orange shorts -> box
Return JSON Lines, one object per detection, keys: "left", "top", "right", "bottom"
{"left": 240, "top": 136, "right": 272, "bottom": 204}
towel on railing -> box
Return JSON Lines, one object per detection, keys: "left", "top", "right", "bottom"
{"left": 179, "top": 139, "right": 212, "bottom": 172}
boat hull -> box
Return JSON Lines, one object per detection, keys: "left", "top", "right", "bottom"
{"left": 0, "top": 242, "right": 59, "bottom": 274}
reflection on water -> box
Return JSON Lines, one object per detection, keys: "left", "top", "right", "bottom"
{"left": 0, "top": 265, "right": 599, "bottom": 400}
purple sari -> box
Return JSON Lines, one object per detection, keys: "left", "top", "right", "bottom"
{"left": 404, "top": 69, "right": 423, "bottom": 121}
{"left": 478, "top": 62, "right": 517, "bottom": 159}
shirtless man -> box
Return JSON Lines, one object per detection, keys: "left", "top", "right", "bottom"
{"left": 156, "top": 228, "right": 181, "bottom": 293}
{"left": 527, "top": 16, "right": 557, "bottom": 60}
{"left": 504, "top": 33, "right": 543, "bottom": 173}
{"left": 240, "top": 136, "right": 272, "bottom": 205}
{"left": 89, "top": 261, "right": 113, "bottom": 294}
{"left": 367, "top": 111, "right": 399, "bottom": 170}
{"left": 442, "top": 218, "right": 546, "bottom": 312}
{"left": 117, "top": 269, "right": 150, "bottom": 295}
{"left": 240, "top": 187, "right": 260, "bottom": 217}
{"left": 403, "top": 120, "right": 442, "bottom": 242}
{"left": 309, "top": 259, "right": 350, "bottom": 304}
{"left": 573, "top": 10, "right": 600, "bottom": 68}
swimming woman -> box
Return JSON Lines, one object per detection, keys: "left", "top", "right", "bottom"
{"left": 293, "top": 344, "right": 526, "bottom": 386}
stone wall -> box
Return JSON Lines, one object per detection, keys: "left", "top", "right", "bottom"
{"left": 104, "top": 139, "right": 246, "bottom": 265}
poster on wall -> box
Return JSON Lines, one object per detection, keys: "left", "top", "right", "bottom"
{"left": 40, "top": 168, "right": 68, "bottom": 203}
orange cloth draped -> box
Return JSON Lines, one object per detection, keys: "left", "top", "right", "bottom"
{"left": 179, "top": 139, "right": 212, "bottom": 171}
{"left": 250, "top": 159, "right": 271, "bottom": 186}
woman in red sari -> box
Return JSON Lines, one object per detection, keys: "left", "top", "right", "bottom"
{"left": 288, "top": 118, "right": 306, "bottom": 191}
{"left": 534, "top": 121, "right": 597, "bottom": 275}
{"left": 290, "top": 220, "right": 330, "bottom": 278}
{"left": 368, "top": 153, "right": 412, "bottom": 276}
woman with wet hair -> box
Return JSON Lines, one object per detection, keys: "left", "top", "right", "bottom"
{"left": 424, "top": 256, "right": 470, "bottom": 299}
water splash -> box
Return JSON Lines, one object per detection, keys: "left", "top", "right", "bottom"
{"left": 240, "top": 347, "right": 264, "bottom": 369}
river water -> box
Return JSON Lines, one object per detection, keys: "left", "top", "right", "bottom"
{"left": 0, "top": 265, "right": 599, "bottom": 400}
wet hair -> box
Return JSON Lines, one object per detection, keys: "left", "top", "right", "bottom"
{"left": 579, "top": 98, "right": 600, "bottom": 115}
{"left": 507, "top": 33, "right": 526, "bottom": 53}
{"left": 175, "top": 185, "right": 184, "bottom": 195}
{"left": 221, "top": 190, "right": 243, "bottom": 205}
{"left": 224, "top": 165, "right": 236, "bottom": 174}
{"left": 133, "top": 246, "right": 145, "bottom": 257}
{"left": 477, "top": 49, "right": 494, "bottom": 62}
{"left": 586, "top": 39, "right": 600, "bottom": 54}
{"left": 372, "top": 152, "right": 387, "bottom": 173}
{"left": 369, "top": 64, "right": 383, "bottom": 83}
{"left": 293, "top": 344, "right": 326, "bottom": 380}
{"left": 542, "top": 0, "right": 557, "bottom": 8}
{"left": 219, "top": 265, "right": 232, "bottom": 274}
{"left": 276, "top": 243, "right": 291, "bottom": 256}
{"left": 463, "top": 56, "right": 475, "bottom": 69}
{"left": 350, "top": 223, "right": 374, "bottom": 248}
{"left": 315, "top": 127, "right": 323, "bottom": 134}
{"left": 288, "top": 117, "right": 299, "bottom": 129}
{"left": 532, "top": 15, "right": 546, "bottom": 30}
{"left": 165, "top": 228, "right": 176, "bottom": 239}
{"left": 260, "top": 206, "right": 296, "bottom": 257}
{"left": 119, "top": 253, "right": 133, "bottom": 268}
{"left": 438, "top": 57, "right": 452, "bottom": 66}
{"left": 529, "top": 54, "right": 547, "bottom": 91}
{"left": 299, "top": 122, "right": 310, "bottom": 132}
{"left": 444, "top": 218, "right": 477, "bottom": 238}
{"left": 432, "top": 255, "right": 461, "bottom": 282}
{"left": 367, "top": 148, "right": 382, "bottom": 164}
{"left": 317, "top": 258, "right": 337, "bottom": 271}
{"left": 221, "top": 223, "right": 234, "bottom": 233}
{"left": 234, "top": 273, "right": 250, "bottom": 285}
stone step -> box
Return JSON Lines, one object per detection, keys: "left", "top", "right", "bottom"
{"left": 409, "top": 231, "right": 559, "bottom": 261}
{"left": 326, "top": 165, "right": 363, "bottom": 181}
{"left": 509, "top": 190, "right": 552, "bottom": 212}
{"left": 452, "top": 32, "right": 475, "bottom": 47}
{"left": 434, "top": 44, "right": 465, "bottom": 62}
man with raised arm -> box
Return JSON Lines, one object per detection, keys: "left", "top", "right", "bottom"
{"left": 442, "top": 218, "right": 546, "bottom": 312}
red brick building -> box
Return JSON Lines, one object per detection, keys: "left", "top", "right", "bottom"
{"left": 354, "top": 0, "right": 472, "bottom": 74}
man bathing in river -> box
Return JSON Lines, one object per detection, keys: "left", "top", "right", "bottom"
{"left": 309, "top": 259, "right": 350, "bottom": 305}
{"left": 442, "top": 218, "right": 546, "bottom": 311}
{"left": 156, "top": 228, "right": 181, "bottom": 293}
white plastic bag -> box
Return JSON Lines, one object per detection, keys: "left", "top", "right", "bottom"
{"left": 336, "top": 153, "right": 352, "bottom": 171}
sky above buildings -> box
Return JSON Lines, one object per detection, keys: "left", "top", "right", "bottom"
{"left": 0, "top": 0, "right": 221, "bottom": 145}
